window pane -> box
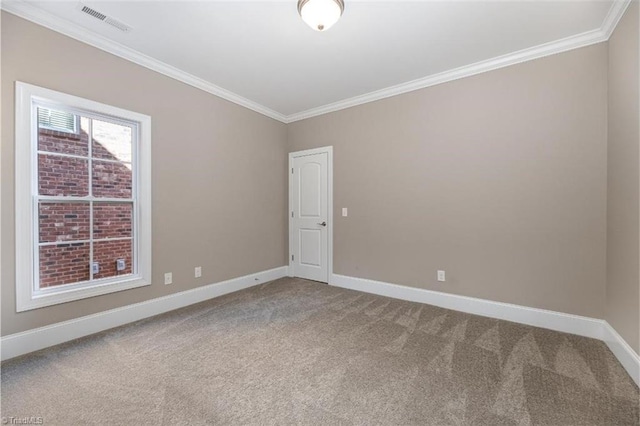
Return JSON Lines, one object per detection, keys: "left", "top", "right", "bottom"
{"left": 92, "top": 160, "right": 132, "bottom": 198}
{"left": 38, "top": 154, "right": 89, "bottom": 196}
{"left": 39, "top": 202, "right": 90, "bottom": 243}
{"left": 92, "top": 119, "right": 132, "bottom": 162}
{"left": 39, "top": 242, "right": 90, "bottom": 288}
{"left": 93, "top": 203, "right": 132, "bottom": 239}
{"left": 38, "top": 110, "right": 88, "bottom": 156}
{"left": 93, "top": 239, "right": 133, "bottom": 279}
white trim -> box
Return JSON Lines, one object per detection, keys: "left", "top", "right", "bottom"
{"left": 15, "top": 81, "right": 152, "bottom": 312}
{"left": 287, "top": 28, "right": 613, "bottom": 122}
{"left": 0, "top": 1, "right": 287, "bottom": 124}
{"left": 331, "top": 274, "right": 604, "bottom": 339}
{"left": 288, "top": 146, "right": 334, "bottom": 284}
{"left": 286, "top": 0, "right": 632, "bottom": 122}
{"left": 0, "top": 0, "right": 631, "bottom": 124}
{"left": 1, "top": 266, "right": 288, "bottom": 361}
{"left": 602, "top": 322, "right": 640, "bottom": 386}
{"left": 331, "top": 273, "right": 640, "bottom": 385}
{"left": 601, "top": 0, "right": 633, "bottom": 39}
{"left": 2, "top": 267, "right": 637, "bottom": 386}
{"left": 14, "top": 82, "right": 34, "bottom": 312}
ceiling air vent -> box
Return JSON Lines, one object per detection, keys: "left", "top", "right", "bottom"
{"left": 77, "top": 4, "right": 132, "bottom": 33}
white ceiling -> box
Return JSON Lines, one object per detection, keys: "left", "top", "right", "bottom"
{"left": 6, "top": 1, "right": 622, "bottom": 121}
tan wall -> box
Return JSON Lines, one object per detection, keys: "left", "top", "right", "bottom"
{"left": 1, "top": 13, "right": 288, "bottom": 336}
{"left": 1, "top": 11, "right": 624, "bottom": 339}
{"left": 606, "top": 2, "right": 640, "bottom": 355}
{"left": 288, "top": 44, "right": 609, "bottom": 318}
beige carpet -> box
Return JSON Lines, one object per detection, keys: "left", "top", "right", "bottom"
{"left": 1, "top": 277, "right": 638, "bottom": 425}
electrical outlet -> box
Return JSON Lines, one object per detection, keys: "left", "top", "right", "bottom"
{"left": 195, "top": 266, "right": 202, "bottom": 278}
{"left": 116, "top": 259, "right": 126, "bottom": 271}
{"left": 164, "top": 272, "right": 173, "bottom": 285}
{"left": 437, "top": 270, "right": 446, "bottom": 282}
{"left": 92, "top": 262, "right": 100, "bottom": 274}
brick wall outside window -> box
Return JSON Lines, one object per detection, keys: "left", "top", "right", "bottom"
{"left": 38, "top": 125, "right": 134, "bottom": 288}
{"left": 38, "top": 127, "right": 89, "bottom": 156}
{"left": 38, "top": 154, "right": 89, "bottom": 196}
{"left": 93, "top": 160, "right": 132, "bottom": 198}
{"left": 39, "top": 203, "right": 90, "bottom": 243}
{"left": 93, "top": 240, "right": 133, "bottom": 280}
{"left": 93, "top": 203, "right": 132, "bottom": 239}
{"left": 39, "top": 243, "right": 90, "bottom": 287}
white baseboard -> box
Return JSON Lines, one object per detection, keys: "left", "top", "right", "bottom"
{"left": 1, "top": 266, "right": 288, "bottom": 362}
{"left": 4, "top": 269, "right": 638, "bottom": 387}
{"left": 602, "top": 321, "right": 640, "bottom": 386}
{"left": 331, "top": 274, "right": 604, "bottom": 339}
{"left": 331, "top": 273, "right": 640, "bottom": 387}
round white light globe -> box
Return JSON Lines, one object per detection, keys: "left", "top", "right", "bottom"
{"left": 299, "top": 0, "right": 344, "bottom": 31}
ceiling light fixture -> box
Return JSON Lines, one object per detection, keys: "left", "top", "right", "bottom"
{"left": 297, "top": 0, "right": 344, "bottom": 32}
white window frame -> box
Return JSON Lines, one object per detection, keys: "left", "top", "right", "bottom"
{"left": 15, "top": 82, "right": 152, "bottom": 312}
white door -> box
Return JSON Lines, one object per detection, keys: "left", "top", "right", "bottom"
{"left": 289, "top": 148, "right": 332, "bottom": 283}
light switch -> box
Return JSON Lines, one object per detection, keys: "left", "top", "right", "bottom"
{"left": 342, "top": 208, "right": 348, "bottom": 217}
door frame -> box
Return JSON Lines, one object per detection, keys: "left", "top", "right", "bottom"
{"left": 288, "top": 146, "right": 333, "bottom": 284}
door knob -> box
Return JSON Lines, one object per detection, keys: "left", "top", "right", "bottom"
{"left": 318, "top": 221, "right": 327, "bottom": 227}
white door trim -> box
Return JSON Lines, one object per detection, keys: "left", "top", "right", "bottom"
{"left": 288, "top": 146, "right": 333, "bottom": 284}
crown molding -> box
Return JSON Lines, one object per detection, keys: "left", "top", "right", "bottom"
{"left": 1, "top": 0, "right": 632, "bottom": 124}
{"left": 289, "top": 36, "right": 606, "bottom": 122}
{"left": 0, "top": 0, "right": 288, "bottom": 123}
{"left": 287, "top": 0, "right": 631, "bottom": 123}
{"left": 601, "top": 0, "right": 633, "bottom": 39}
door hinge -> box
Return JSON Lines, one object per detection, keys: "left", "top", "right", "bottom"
{"left": 291, "top": 254, "right": 294, "bottom": 261}
{"left": 291, "top": 211, "right": 294, "bottom": 218}
{"left": 291, "top": 168, "right": 294, "bottom": 174}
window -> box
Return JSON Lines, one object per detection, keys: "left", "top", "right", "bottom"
{"left": 15, "top": 82, "right": 151, "bottom": 311}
